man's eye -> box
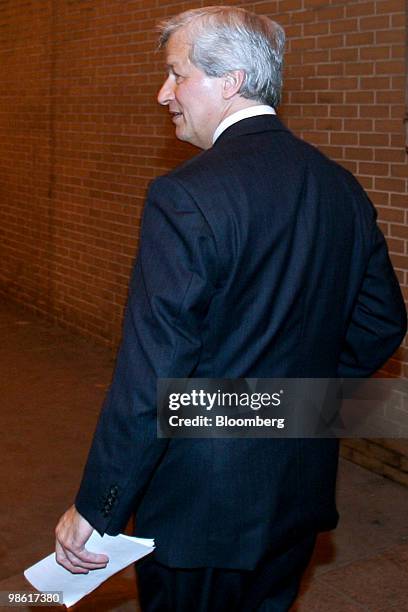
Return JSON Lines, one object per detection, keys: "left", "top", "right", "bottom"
{"left": 174, "top": 74, "right": 184, "bottom": 83}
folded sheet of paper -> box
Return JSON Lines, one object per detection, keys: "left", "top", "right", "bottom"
{"left": 24, "top": 532, "right": 155, "bottom": 608}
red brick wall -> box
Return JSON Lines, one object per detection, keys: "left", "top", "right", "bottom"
{"left": 0, "top": 0, "right": 407, "bottom": 367}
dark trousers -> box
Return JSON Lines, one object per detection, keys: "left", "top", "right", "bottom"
{"left": 137, "top": 533, "right": 316, "bottom": 612}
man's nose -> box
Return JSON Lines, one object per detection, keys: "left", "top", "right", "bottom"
{"left": 157, "top": 76, "right": 175, "bottom": 106}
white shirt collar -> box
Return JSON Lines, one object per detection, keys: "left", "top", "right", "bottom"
{"left": 212, "top": 105, "right": 276, "bottom": 144}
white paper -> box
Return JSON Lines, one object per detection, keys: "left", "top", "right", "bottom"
{"left": 24, "top": 532, "right": 155, "bottom": 608}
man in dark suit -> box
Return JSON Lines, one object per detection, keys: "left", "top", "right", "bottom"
{"left": 55, "top": 6, "right": 407, "bottom": 611}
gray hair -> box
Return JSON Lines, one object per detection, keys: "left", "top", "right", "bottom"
{"left": 158, "top": 6, "right": 285, "bottom": 108}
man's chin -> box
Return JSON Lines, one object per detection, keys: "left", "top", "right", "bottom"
{"left": 174, "top": 128, "right": 205, "bottom": 149}
{"left": 175, "top": 128, "right": 193, "bottom": 146}
{"left": 175, "top": 123, "right": 187, "bottom": 137}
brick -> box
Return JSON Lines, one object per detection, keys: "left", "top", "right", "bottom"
{"left": 284, "top": 50, "right": 303, "bottom": 65}
{"left": 344, "top": 62, "right": 374, "bottom": 76}
{"left": 359, "top": 162, "right": 389, "bottom": 176}
{"left": 303, "top": 22, "right": 329, "bottom": 36}
{"left": 377, "top": 60, "right": 406, "bottom": 75}
{"left": 315, "top": 118, "right": 343, "bottom": 131}
{"left": 316, "top": 62, "right": 343, "bottom": 76}
{"left": 346, "top": 2, "right": 375, "bottom": 17}
{"left": 303, "top": 76, "right": 329, "bottom": 89}
{"left": 284, "top": 77, "right": 303, "bottom": 90}
{"left": 284, "top": 24, "right": 303, "bottom": 38}
{"left": 286, "top": 64, "right": 315, "bottom": 78}
{"left": 360, "top": 15, "right": 390, "bottom": 30}
{"left": 302, "top": 49, "right": 330, "bottom": 64}
{"left": 331, "top": 105, "right": 358, "bottom": 118}
{"left": 346, "top": 31, "right": 374, "bottom": 46}
{"left": 315, "top": 5, "right": 345, "bottom": 22}
{"left": 360, "top": 46, "right": 390, "bottom": 60}
{"left": 330, "top": 132, "right": 358, "bottom": 146}
{"left": 375, "top": 177, "right": 406, "bottom": 193}
{"left": 316, "top": 34, "right": 343, "bottom": 49}
{"left": 376, "top": 30, "right": 405, "bottom": 45}
{"left": 317, "top": 91, "right": 344, "bottom": 104}
{"left": 375, "top": 148, "right": 406, "bottom": 163}
{"left": 361, "top": 76, "right": 391, "bottom": 90}
{"left": 286, "top": 104, "right": 303, "bottom": 116}
{"left": 330, "top": 18, "right": 358, "bottom": 34}
{"left": 290, "top": 91, "right": 316, "bottom": 103}
{"left": 331, "top": 47, "right": 359, "bottom": 62}
{"left": 345, "top": 147, "right": 374, "bottom": 161}
{"left": 391, "top": 163, "right": 408, "bottom": 178}
{"left": 360, "top": 132, "right": 389, "bottom": 146}
{"left": 302, "top": 131, "right": 329, "bottom": 145}
{"left": 291, "top": 37, "right": 316, "bottom": 51}
{"left": 391, "top": 224, "right": 408, "bottom": 240}
{"left": 376, "top": 90, "right": 404, "bottom": 104}
{"left": 375, "top": 118, "right": 406, "bottom": 133}
{"left": 303, "top": 104, "right": 329, "bottom": 117}
{"left": 346, "top": 91, "right": 374, "bottom": 104}
{"left": 285, "top": 117, "right": 316, "bottom": 131}
{"left": 329, "top": 77, "right": 359, "bottom": 90}
{"left": 390, "top": 193, "right": 408, "bottom": 207}
{"left": 361, "top": 105, "right": 390, "bottom": 118}
{"left": 369, "top": 191, "right": 390, "bottom": 206}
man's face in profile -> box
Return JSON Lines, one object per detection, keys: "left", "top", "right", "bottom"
{"left": 157, "top": 27, "right": 226, "bottom": 150}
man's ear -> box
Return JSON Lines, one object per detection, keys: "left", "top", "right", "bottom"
{"left": 222, "top": 69, "right": 246, "bottom": 99}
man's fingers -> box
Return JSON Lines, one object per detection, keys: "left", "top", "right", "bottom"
{"left": 65, "top": 547, "right": 109, "bottom": 568}
{"left": 55, "top": 550, "right": 107, "bottom": 573}
{"left": 64, "top": 547, "right": 107, "bottom": 570}
{"left": 55, "top": 542, "right": 89, "bottom": 574}
{"left": 57, "top": 558, "right": 89, "bottom": 574}
{"left": 55, "top": 539, "right": 108, "bottom": 574}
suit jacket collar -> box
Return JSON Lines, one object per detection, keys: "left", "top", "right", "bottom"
{"left": 213, "top": 114, "right": 290, "bottom": 147}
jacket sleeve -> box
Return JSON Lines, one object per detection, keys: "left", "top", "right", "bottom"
{"left": 338, "top": 216, "right": 407, "bottom": 377}
{"left": 74, "top": 176, "right": 218, "bottom": 534}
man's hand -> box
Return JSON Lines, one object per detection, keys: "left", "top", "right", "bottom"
{"left": 55, "top": 505, "right": 109, "bottom": 574}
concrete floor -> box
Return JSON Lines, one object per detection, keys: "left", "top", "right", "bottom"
{"left": 1, "top": 298, "right": 408, "bottom": 611}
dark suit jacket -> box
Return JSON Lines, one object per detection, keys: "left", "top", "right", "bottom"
{"left": 75, "top": 116, "right": 406, "bottom": 569}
